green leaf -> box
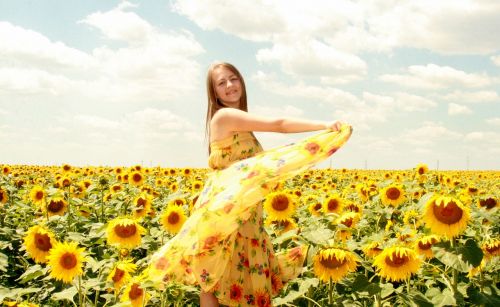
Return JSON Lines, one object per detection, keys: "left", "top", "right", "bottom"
{"left": 351, "top": 275, "right": 381, "bottom": 297}
{"left": 16, "top": 264, "right": 48, "bottom": 284}
{"left": 273, "top": 278, "right": 319, "bottom": 305}
{"left": 408, "top": 291, "right": 433, "bottom": 307}
{"left": 430, "top": 288, "right": 456, "bottom": 307}
{"left": 51, "top": 286, "right": 77, "bottom": 304}
{"left": 432, "top": 239, "right": 483, "bottom": 272}
{"left": 300, "top": 227, "right": 334, "bottom": 245}
{"left": 380, "top": 282, "right": 395, "bottom": 299}
{"left": 0, "top": 252, "right": 7, "bottom": 272}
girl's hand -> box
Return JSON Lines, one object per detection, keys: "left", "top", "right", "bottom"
{"left": 328, "top": 121, "right": 343, "bottom": 131}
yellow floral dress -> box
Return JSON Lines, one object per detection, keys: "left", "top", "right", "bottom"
{"left": 148, "top": 124, "right": 353, "bottom": 306}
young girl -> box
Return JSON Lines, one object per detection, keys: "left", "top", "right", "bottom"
{"left": 148, "top": 62, "right": 352, "bottom": 306}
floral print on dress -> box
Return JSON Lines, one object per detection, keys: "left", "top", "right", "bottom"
{"left": 148, "top": 125, "right": 353, "bottom": 306}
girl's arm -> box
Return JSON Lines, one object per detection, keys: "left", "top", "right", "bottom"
{"left": 211, "top": 108, "right": 342, "bottom": 135}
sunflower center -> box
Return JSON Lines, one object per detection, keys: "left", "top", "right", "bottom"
{"left": 418, "top": 241, "right": 432, "bottom": 250}
{"left": 486, "top": 245, "right": 499, "bottom": 254}
{"left": 34, "top": 233, "right": 52, "bottom": 251}
{"left": 112, "top": 268, "right": 125, "bottom": 282}
{"left": 272, "top": 195, "right": 289, "bottom": 211}
{"left": 113, "top": 186, "right": 121, "bottom": 192}
{"left": 129, "top": 283, "right": 143, "bottom": 300}
{"left": 327, "top": 199, "right": 339, "bottom": 211}
{"left": 320, "top": 255, "right": 346, "bottom": 269}
{"left": 385, "top": 254, "right": 409, "bottom": 267}
{"left": 479, "top": 198, "right": 496, "bottom": 209}
{"left": 0, "top": 193, "right": 4, "bottom": 202}
{"left": 168, "top": 212, "right": 180, "bottom": 224}
{"left": 132, "top": 174, "right": 142, "bottom": 182}
{"left": 342, "top": 218, "right": 353, "bottom": 227}
{"left": 432, "top": 201, "right": 463, "bottom": 224}
{"left": 386, "top": 187, "right": 401, "bottom": 200}
{"left": 114, "top": 224, "right": 137, "bottom": 238}
{"left": 136, "top": 198, "right": 146, "bottom": 207}
{"left": 174, "top": 199, "right": 183, "bottom": 206}
{"left": 35, "top": 191, "right": 44, "bottom": 200}
{"left": 314, "top": 203, "right": 322, "bottom": 211}
{"left": 60, "top": 252, "right": 77, "bottom": 269}
{"left": 418, "top": 168, "right": 425, "bottom": 175}
{"left": 48, "top": 200, "right": 64, "bottom": 212}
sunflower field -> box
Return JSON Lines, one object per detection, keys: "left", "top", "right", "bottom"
{"left": 0, "top": 163, "right": 498, "bottom": 306}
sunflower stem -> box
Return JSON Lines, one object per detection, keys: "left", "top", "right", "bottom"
{"left": 78, "top": 276, "right": 83, "bottom": 307}
{"left": 328, "top": 279, "right": 333, "bottom": 305}
{"left": 100, "top": 187, "right": 105, "bottom": 223}
{"left": 450, "top": 238, "right": 458, "bottom": 292}
{"left": 302, "top": 294, "right": 322, "bottom": 307}
{"left": 67, "top": 186, "right": 72, "bottom": 233}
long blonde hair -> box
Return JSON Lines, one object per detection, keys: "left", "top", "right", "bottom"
{"left": 205, "top": 62, "right": 248, "bottom": 153}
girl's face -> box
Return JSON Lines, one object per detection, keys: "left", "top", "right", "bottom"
{"left": 212, "top": 66, "right": 242, "bottom": 108}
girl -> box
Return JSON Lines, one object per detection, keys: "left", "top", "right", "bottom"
{"left": 148, "top": 62, "right": 352, "bottom": 307}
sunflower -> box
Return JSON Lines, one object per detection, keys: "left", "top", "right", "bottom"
{"left": 70, "top": 182, "right": 86, "bottom": 198}
{"left": 415, "top": 235, "right": 440, "bottom": 259}
{"left": 110, "top": 183, "right": 123, "bottom": 194}
{"left": 169, "top": 182, "right": 179, "bottom": 193}
{"left": 423, "top": 195, "right": 470, "bottom": 239}
{"left": 415, "top": 163, "right": 429, "bottom": 176}
{"left": 323, "top": 194, "right": 344, "bottom": 215}
{"left": 478, "top": 197, "right": 498, "bottom": 210}
{"left": 373, "top": 246, "right": 421, "bottom": 282}
{"left": 308, "top": 200, "right": 323, "bottom": 216}
{"left": 46, "top": 241, "right": 86, "bottom": 284}
{"left": 265, "top": 217, "right": 298, "bottom": 235}
{"left": 335, "top": 212, "right": 360, "bottom": 241}
{"left": 191, "top": 180, "right": 204, "bottom": 193}
{"left": 0, "top": 188, "right": 8, "bottom": 204}
{"left": 482, "top": 238, "right": 500, "bottom": 258}
{"left": 160, "top": 205, "right": 187, "bottom": 234}
{"left": 380, "top": 184, "right": 406, "bottom": 207}
{"left": 132, "top": 193, "right": 152, "bottom": 219}
{"left": 2, "top": 165, "right": 11, "bottom": 175}
{"left": 344, "top": 201, "right": 363, "bottom": 215}
{"left": 29, "top": 185, "right": 46, "bottom": 205}
{"left": 121, "top": 280, "right": 150, "bottom": 307}
{"left": 168, "top": 198, "right": 186, "bottom": 207}
{"left": 403, "top": 210, "right": 421, "bottom": 229}
{"left": 61, "top": 163, "right": 72, "bottom": 173}
{"left": 263, "top": 192, "right": 296, "bottom": 221}
{"left": 128, "top": 171, "right": 144, "bottom": 187}
{"left": 59, "top": 176, "right": 72, "bottom": 188}
{"left": 313, "top": 247, "right": 358, "bottom": 282}
{"left": 355, "top": 184, "right": 369, "bottom": 203}
{"left": 107, "top": 217, "right": 145, "bottom": 249}
{"left": 107, "top": 259, "right": 137, "bottom": 292}
{"left": 362, "top": 242, "right": 383, "bottom": 258}
{"left": 44, "top": 197, "right": 68, "bottom": 216}
{"left": 24, "top": 225, "right": 58, "bottom": 263}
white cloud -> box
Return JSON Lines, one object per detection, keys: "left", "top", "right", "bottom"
{"left": 252, "top": 71, "right": 358, "bottom": 107}
{"left": 0, "top": 21, "right": 95, "bottom": 70}
{"left": 492, "top": 55, "right": 500, "bottom": 67}
{"left": 486, "top": 117, "right": 500, "bottom": 126}
{"left": 380, "top": 64, "right": 493, "bottom": 90}
{"left": 401, "top": 121, "right": 462, "bottom": 146}
{"left": 79, "top": 2, "right": 152, "bottom": 44}
{"left": 393, "top": 92, "right": 437, "bottom": 111}
{"left": 448, "top": 103, "right": 472, "bottom": 115}
{"left": 253, "top": 105, "right": 304, "bottom": 118}
{"left": 173, "top": 0, "right": 500, "bottom": 55}
{"left": 441, "top": 90, "right": 499, "bottom": 104}
{"left": 464, "top": 131, "right": 500, "bottom": 143}
{"left": 256, "top": 39, "right": 367, "bottom": 82}
{"left": 0, "top": 3, "right": 204, "bottom": 103}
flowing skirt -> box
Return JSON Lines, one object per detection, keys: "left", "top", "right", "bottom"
{"left": 147, "top": 124, "right": 353, "bottom": 306}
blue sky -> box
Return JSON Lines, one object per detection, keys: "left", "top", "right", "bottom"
{"left": 0, "top": 0, "right": 499, "bottom": 170}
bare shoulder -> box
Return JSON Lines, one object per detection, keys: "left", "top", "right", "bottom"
{"left": 211, "top": 108, "right": 246, "bottom": 123}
